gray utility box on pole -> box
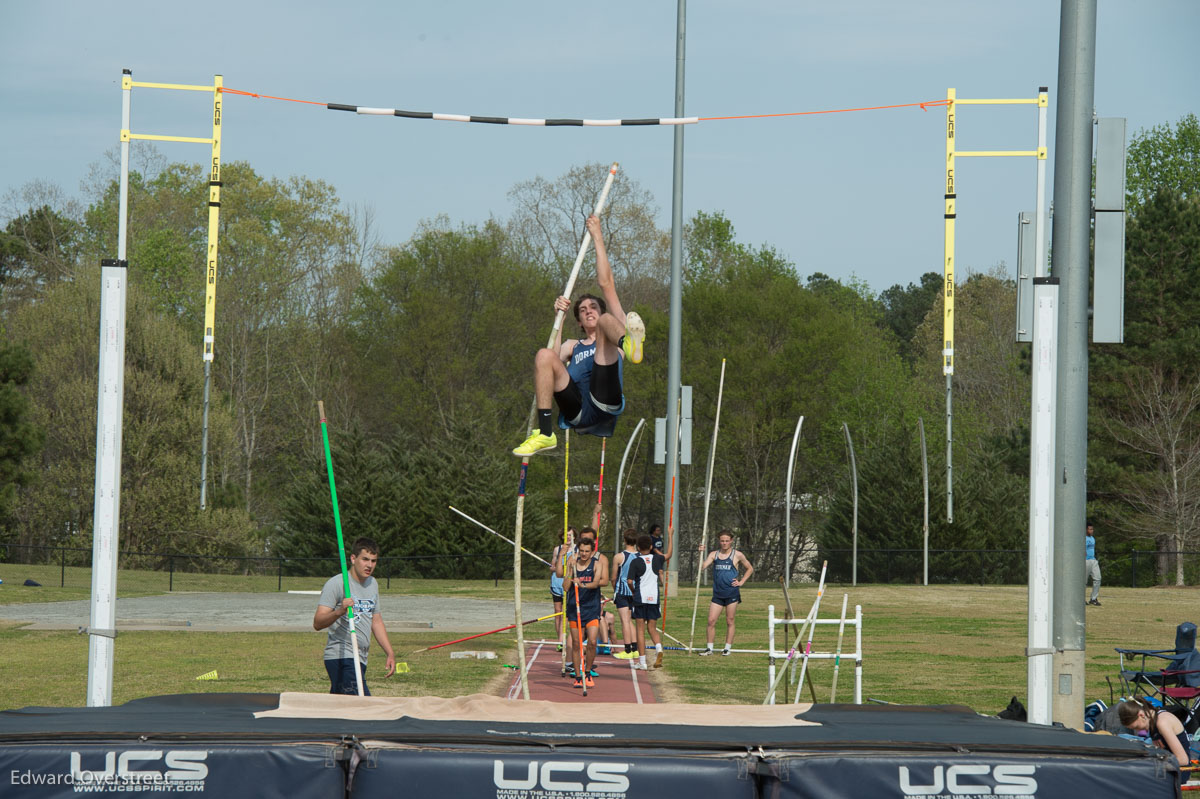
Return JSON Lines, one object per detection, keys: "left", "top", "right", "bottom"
{"left": 1093, "top": 117, "right": 1127, "bottom": 344}
{"left": 655, "top": 384, "right": 692, "bottom": 465}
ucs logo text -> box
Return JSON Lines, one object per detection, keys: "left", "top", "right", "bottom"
{"left": 71, "top": 751, "right": 209, "bottom": 782}
{"left": 494, "top": 760, "right": 630, "bottom": 793}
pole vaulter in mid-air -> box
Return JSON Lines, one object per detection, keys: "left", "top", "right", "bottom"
{"left": 512, "top": 213, "right": 646, "bottom": 457}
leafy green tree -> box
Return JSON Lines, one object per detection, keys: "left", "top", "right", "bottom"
{"left": 0, "top": 204, "right": 79, "bottom": 309}
{"left": 350, "top": 219, "right": 555, "bottom": 439}
{"left": 1126, "top": 114, "right": 1199, "bottom": 211}
{"left": 0, "top": 343, "right": 42, "bottom": 534}
{"left": 818, "top": 418, "right": 1028, "bottom": 584}
{"left": 81, "top": 160, "right": 365, "bottom": 521}
{"left": 879, "top": 272, "right": 943, "bottom": 366}
{"left": 673, "top": 212, "right": 916, "bottom": 579}
{"left": 1090, "top": 191, "right": 1200, "bottom": 583}
{"left": 275, "top": 420, "right": 557, "bottom": 578}
{"left": 5, "top": 275, "right": 255, "bottom": 560}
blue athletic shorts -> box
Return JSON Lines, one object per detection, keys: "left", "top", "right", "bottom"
{"left": 712, "top": 593, "right": 741, "bottom": 607}
{"left": 614, "top": 594, "right": 634, "bottom": 609}
{"left": 325, "top": 658, "right": 370, "bottom": 696}
{"left": 633, "top": 603, "right": 661, "bottom": 621}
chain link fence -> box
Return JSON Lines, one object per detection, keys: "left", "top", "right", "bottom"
{"left": 5, "top": 541, "right": 1198, "bottom": 590}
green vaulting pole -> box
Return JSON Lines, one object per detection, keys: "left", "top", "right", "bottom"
{"left": 318, "top": 401, "right": 364, "bottom": 697}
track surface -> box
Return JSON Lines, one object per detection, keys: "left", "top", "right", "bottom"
{"left": 507, "top": 642, "right": 657, "bottom": 703}
{"left": 0, "top": 592, "right": 553, "bottom": 633}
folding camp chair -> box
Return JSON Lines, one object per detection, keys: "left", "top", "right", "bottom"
{"left": 1158, "top": 655, "right": 1200, "bottom": 735}
{"left": 1115, "top": 622, "right": 1197, "bottom": 703}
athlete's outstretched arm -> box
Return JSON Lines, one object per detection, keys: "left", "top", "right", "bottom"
{"left": 586, "top": 215, "right": 625, "bottom": 326}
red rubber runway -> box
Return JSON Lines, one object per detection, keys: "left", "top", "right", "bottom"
{"left": 506, "top": 643, "right": 657, "bottom": 703}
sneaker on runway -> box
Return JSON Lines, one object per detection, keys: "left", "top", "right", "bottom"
{"left": 573, "top": 678, "right": 583, "bottom": 689}
{"left": 632, "top": 662, "right": 648, "bottom": 670}
{"left": 513, "top": 431, "right": 557, "bottom": 457}
{"left": 587, "top": 669, "right": 599, "bottom": 678}
{"left": 654, "top": 651, "right": 663, "bottom": 669}
{"left": 598, "top": 645, "right": 611, "bottom": 655}
{"left": 584, "top": 676, "right": 595, "bottom": 688}
{"left": 614, "top": 650, "right": 636, "bottom": 660}
{"left": 621, "top": 312, "right": 646, "bottom": 364}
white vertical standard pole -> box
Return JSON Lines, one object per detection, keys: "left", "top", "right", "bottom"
{"left": 1027, "top": 277, "right": 1059, "bottom": 725}
{"left": 843, "top": 423, "right": 859, "bottom": 586}
{"left": 783, "top": 415, "right": 804, "bottom": 586}
{"left": 87, "top": 69, "right": 133, "bottom": 707}
{"left": 854, "top": 605, "right": 863, "bottom": 704}
{"left": 767, "top": 604, "right": 777, "bottom": 705}
{"left": 1034, "top": 87, "right": 1049, "bottom": 279}
{"left": 690, "top": 359, "right": 726, "bottom": 651}
{"left": 919, "top": 417, "right": 929, "bottom": 586}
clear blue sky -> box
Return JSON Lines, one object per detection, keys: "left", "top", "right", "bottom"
{"left": 2, "top": 1, "right": 1196, "bottom": 294}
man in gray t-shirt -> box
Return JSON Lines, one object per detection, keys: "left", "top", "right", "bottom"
{"left": 313, "top": 537, "right": 396, "bottom": 695}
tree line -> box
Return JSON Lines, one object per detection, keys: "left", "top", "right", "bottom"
{"left": 0, "top": 114, "right": 1196, "bottom": 584}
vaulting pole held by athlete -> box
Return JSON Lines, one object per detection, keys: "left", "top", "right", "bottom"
{"left": 592, "top": 437, "right": 607, "bottom": 535}
{"left": 317, "top": 401, "right": 364, "bottom": 697}
{"left": 560, "top": 429, "right": 570, "bottom": 677}
{"left": 569, "top": 554, "right": 587, "bottom": 697}
{"left": 511, "top": 164, "right": 619, "bottom": 700}
{"left": 690, "top": 359, "right": 726, "bottom": 652}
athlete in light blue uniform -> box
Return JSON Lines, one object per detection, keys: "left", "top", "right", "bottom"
{"left": 550, "top": 527, "right": 576, "bottom": 644}
{"left": 611, "top": 529, "right": 640, "bottom": 658}
{"left": 698, "top": 531, "right": 754, "bottom": 656}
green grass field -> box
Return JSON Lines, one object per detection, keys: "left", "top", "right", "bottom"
{"left": 1, "top": 566, "right": 1198, "bottom": 713}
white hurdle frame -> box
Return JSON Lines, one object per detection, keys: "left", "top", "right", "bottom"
{"left": 767, "top": 604, "right": 863, "bottom": 705}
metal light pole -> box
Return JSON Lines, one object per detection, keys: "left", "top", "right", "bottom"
{"left": 664, "top": 0, "right": 686, "bottom": 594}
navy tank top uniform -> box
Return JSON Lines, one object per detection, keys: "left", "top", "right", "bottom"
{"left": 566, "top": 557, "right": 602, "bottom": 622}
{"left": 559, "top": 339, "right": 624, "bottom": 435}
{"left": 712, "top": 551, "right": 740, "bottom": 602}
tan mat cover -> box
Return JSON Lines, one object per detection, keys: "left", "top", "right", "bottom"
{"left": 257, "top": 692, "right": 818, "bottom": 728}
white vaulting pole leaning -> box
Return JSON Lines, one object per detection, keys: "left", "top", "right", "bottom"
{"left": 690, "top": 358, "right": 727, "bottom": 651}
{"left": 513, "top": 163, "right": 619, "bottom": 700}
{"left": 784, "top": 415, "right": 804, "bottom": 587}
{"left": 794, "top": 558, "right": 830, "bottom": 704}
{"left": 448, "top": 506, "right": 552, "bottom": 567}
{"left": 613, "top": 418, "right": 646, "bottom": 558}
{"left": 830, "top": 593, "right": 849, "bottom": 702}
{"left": 763, "top": 561, "right": 827, "bottom": 705}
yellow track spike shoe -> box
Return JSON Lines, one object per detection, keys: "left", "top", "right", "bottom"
{"left": 512, "top": 431, "right": 557, "bottom": 457}
{"left": 621, "top": 311, "right": 645, "bottom": 364}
